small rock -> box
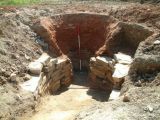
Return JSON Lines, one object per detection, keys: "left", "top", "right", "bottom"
{"left": 134, "top": 81, "right": 142, "bottom": 87}
{"left": 147, "top": 105, "right": 153, "bottom": 113}
{"left": 0, "top": 76, "right": 6, "bottom": 85}
{"left": 19, "top": 51, "right": 24, "bottom": 56}
{"left": 2, "top": 70, "right": 10, "bottom": 77}
{"left": 19, "top": 73, "right": 26, "bottom": 77}
{"left": 154, "top": 40, "right": 160, "bottom": 45}
{"left": 10, "top": 73, "right": 17, "bottom": 82}
{"left": 0, "top": 48, "right": 6, "bottom": 55}
{"left": 28, "top": 61, "right": 43, "bottom": 75}
{"left": 25, "top": 54, "right": 31, "bottom": 60}
{"left": 123, "top": 95, "right": 130, "bottom": 102}
{"left": 36, "top": 53, "right": 50, "bottom": 65}
{"left": 11, "top": 53, "right": 17, "bottom": 59}
{"left": 23, "top": 74, "right": 31, "bottom": 81}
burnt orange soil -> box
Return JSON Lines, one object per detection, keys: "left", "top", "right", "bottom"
{"left": 32, "top": 13, "right": 153, "bottom": 70}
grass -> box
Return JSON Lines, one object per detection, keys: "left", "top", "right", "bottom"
{"left": 0, "top": 0, "right": 115, "bottom": 6}
{"left": 0, "top": 0, "right": 43, "bottom": 6}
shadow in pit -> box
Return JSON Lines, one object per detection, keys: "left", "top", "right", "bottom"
{"left": 55, "top": 71, "right": 110, "bottom": 102}
{"left": 87, "top": 89, "right": 110, "bottom": 102}
{"left": 54, "top": 87, "right": 69, "bottom": 95}
{"left": 72, "top": 71, "right": 89, "bottom": 87}
{"left": 54, "top": 71, "right": 89, "bottom": 95}
{"left": 73, "top": 71, "right": 110, "bottom": 102}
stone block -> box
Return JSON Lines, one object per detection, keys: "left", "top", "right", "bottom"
{"left": 112, "top": 64, "right": 130, "bottom": 78}
{"left": 154, "top": 40, "right": 160, "bottom": 45}
{"left": 112, "top": 63, "right": 130, "bottom": 89}
{"left": 90, "top": 67, "right": 106, "bottom": 78}
{"left": 50, "top": 80, "right": 60, "bottom": 94}
{"left": 44, "top": 59, "right": 56, "bottom": 72}
{"left": 36, "top": 53, "right": 50, "bottom": 66}
{"left": 28, "top": 61, "right": 43, "bottom": 75}
{"left": 114, "top": 52, "right": 133, "bottom": 65}
{"left": 89, "top": 56, "right": 115, "bottom": 92}
{"left": 56, "top": 58, "right": 70, "bottom": 69}
{"left": 96, "top": 56, "right": 115, "bottom": 71}
{"left": 20, "top": 72, "right": 44, "bottom": 93}
{"left": 51, "top": 70, "right": 63, "bottom": 80}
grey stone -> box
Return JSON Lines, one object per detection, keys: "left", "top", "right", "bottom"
{"left": 36, "top": 53, "right": 50, "bottom": 65}
{"left": 10, "top": 73, "right": 17, "bottom": 82}
{"left": 114, "top": 52, "right": 133, "bottom": 65}
{"left": 28, "top": 61, "right": 43, "bottom": 75}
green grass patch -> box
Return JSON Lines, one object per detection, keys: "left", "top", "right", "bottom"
{"left": 0, "top": 0, "right": 43, "bottom": 6}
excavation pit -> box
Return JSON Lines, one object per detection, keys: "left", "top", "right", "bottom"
{"left": 32, "top": 13, "right": 153, "bottom": 96}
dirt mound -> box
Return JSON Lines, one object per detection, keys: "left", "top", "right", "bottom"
{"left": 0, "top": 11, "right": 42, "bottom": 120}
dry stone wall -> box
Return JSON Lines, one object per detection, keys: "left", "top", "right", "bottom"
{"left": 27, "top": 53, "right": 73, "bottom": 96}
{"left": 89, "top": 53, "right": 133, "bottom": 92}
{"left": 89, "top": 56, "right": 115, "bottom": 93}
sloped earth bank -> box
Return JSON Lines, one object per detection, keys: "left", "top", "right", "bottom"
{"left": 0, "top": 2, "right": 160, "bottom": 120}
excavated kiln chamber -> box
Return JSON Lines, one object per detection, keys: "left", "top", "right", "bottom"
{"left": 33, "top": 13, "right": 152, "bottom": 70}
{"left": 32, "top": 13, "right": 153, "bottom": 72}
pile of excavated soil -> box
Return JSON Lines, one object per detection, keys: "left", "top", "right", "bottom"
{"left": 0, "top": 12, "right": 43, "bottom": 119}
{"left": 0, "top": 2, "right": 160, "bottom": 120}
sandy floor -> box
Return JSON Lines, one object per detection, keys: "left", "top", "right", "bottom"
{"left": 25, "top": 72, "right": 113, "bottom": 120}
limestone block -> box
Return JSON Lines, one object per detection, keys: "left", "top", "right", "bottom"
{"left": 37, "top": 75, "right": 47, "bottom": 95}
{"left": 56, "top": 58, "right": 70, "bottom": 69}
{"left": 114, "top": 52, "right": 133, "bottom": 65}
{"left": 90, "top": 57, "right": 96, "bottom": 65}
{"left": 48, "top": 58, "right": 57, "bottom": 67}
{"left": 63, "top": 69, "right": 72, "bottom": 76}
{"left": 90, "top": 67, "right": 106, "bottom": 78}
{"left": 112, "top": 63, "right": 130, "bottom": 89}
{"left": 61, "top": 75, "right": 72, "bottom": 84}
{"left": 89, "top": 56, "right": 115, "bottom": 92}
{"left": 88, "top": 73, "right": 113, "bottom": 92}
{"left": 96, "top": 56, "right": 115, "bottom": 71}
{"left": 51, "top": 70, "right": 63, "bottom": 80}
{"left": 154, "top": 40, "right": 160, "bottom": 45}
{"left": 109, "top": 90, "right": 120, "bottom": 100}
{"left": 28, "top": 61, "right": 43, "bottom": 75}
{"left": 44, "top": 59, "right": 56, "bottom": 72}
{"left": 20, "top": 72, "right": 44, "bottom": 93}
{"left": 112, "top": 64, "right": 130, "bottom": 78}
{"left": 61, "top": 78, "right": 72, "bottom": 87}
{"left": 36, "top": 53, "right": 50, "bottom": 66}
{"left": 50, "top": 80, "right": 60, "bottom": 93}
